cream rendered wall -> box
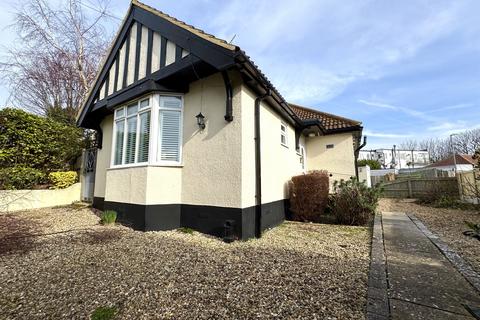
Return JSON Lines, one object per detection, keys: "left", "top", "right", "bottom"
{"left": 306, "top": 132, "right": 356, "bottom": 187}
{"left": 95, "top": 73, "right": 243, "bottom": 208}
{"left": 105, "top": 166, "right": 148, "bottom": 204}
{"left": 93, "top": 115, "right": 113, "bottom": 198}
{"left": 181, "top": 72, "right": 243, "bottom": 208}
{"left": 240, "top": 86, "right": 304, "bottom": 208}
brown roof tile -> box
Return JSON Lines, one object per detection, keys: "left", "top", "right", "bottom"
{"left": 427, "top": 154, "right": 476, "bottom": 167}
{"left": 289, "top": 103, "right": 361, "bottom": 131}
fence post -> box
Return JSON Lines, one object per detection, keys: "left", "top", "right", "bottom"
{"left": 457, "top": 173, "right": 463, "bottom": 199}
{"left": 407, "top": 179, "right": 413, "bottom": 198}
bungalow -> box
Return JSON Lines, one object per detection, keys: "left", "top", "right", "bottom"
{"left": 425, "top": 154, "right": 476, "bottom": 173}
{"left": 77, "top": 0, "right": 363, "bottom": 240}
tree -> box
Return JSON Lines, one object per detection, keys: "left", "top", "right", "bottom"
{"left": 0, "top": 0, "right": 116, "bottom": 123}
{"left": 357, "top": 159, "right": 381, "bottom": 170}
{"left": 399, "top": 139, "right": 418, "bottom": 150}
{"left": 400, "top": 129, "right": 480, "bottom": 163}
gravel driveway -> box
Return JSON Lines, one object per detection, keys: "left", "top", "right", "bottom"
{"left": 0, "top": 206, "right": 370, "bottom": 319}
{"left": 379, "top": 198, "right": 480, "bottom": 274}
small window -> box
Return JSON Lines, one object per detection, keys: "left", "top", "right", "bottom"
{"left": 326, "top": 144, "right": 334, "bottom": 149}
{"left": 280, "top": 123, "right": 288, "bottom": 147}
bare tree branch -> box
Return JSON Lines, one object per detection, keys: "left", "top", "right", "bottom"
{"left": 0, "top": 0, "right": 116, "bottom": 123}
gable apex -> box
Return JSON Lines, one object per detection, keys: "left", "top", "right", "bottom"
{"left": 77, "top": 1, "right": 239, "bottom": 128}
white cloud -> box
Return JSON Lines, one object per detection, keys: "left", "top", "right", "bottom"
{"left": 363, "top": 130, "right": 414, "bottom": 139}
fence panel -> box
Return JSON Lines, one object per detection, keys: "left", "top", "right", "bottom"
{"left": 458, "top": 170, "right": 480, "bottom": 204}
{"left": 382, "top": 177, "right": 459, "bottom": 198}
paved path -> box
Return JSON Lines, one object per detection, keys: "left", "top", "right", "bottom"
{"left": 381, "top": 211, "right": 480, "bottom": 319}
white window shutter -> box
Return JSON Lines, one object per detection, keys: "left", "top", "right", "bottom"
{"left": 114, "top": 119, "right": 125, "bottom": 165}
{"left": 125, "top": 117, "right": 137, "bottom": 164}
{"left": 158, "top": 110, "right": 181, "bottom": 162}
{"left": 137, "top": 111, "right": 150, "bottom": 163}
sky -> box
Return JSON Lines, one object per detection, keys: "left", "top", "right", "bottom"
{"left": 1, "top": 0, "right": 479, "bottom": 149}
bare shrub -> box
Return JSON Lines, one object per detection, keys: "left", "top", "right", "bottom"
{"left": 330, "top": 179, "right": 382, "bottom": 226}
{"left": 289, "top": 170, "right": 329, "bottom": 222}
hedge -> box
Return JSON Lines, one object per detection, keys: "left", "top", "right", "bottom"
{"left": 289, "top": 170, "right": 330, "bottom": 222}
{"left": 0, "top": 108, "right": 84, "bottom": 172}
{"left": 48, "top": 171, "right": 78, "bottom": 189}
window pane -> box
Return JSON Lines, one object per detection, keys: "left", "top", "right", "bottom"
{"left": 125, "top": 116, "right": 137, "bottom": 164}
{"left": 137, "top": 111, "right": 150, "bottom": 163}
{"left": 140, "top": 98, "right": 149, "bottom": 109}
{"left": 127, "top": 103, "right": 138, "bottom": 116}
{"left": 158, "top": 110, "right": 181, "bottom": 162}
{"left": 114, "top": 120, "right": 125, "bottom": 165}
{"left": 160, "top": 96, "right": 182, "bottom": 109}
{"left": 115, "top": 107, "right": 125, "bottom": 119}
{"left": 281, "top": 135, "right": 286, "bottom": 145}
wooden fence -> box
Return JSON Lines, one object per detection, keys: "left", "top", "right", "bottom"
{"left": 382, "top": 177, "right": 459, "bottom": 198}
{"left": 458, "top": 170, "right": 480, "bottom": 204}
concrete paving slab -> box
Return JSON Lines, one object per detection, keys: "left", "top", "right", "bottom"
{"left": 390, "top": 298, "right": 472, "bottom": 320}
{"left": 381, "top": 211, "right": 480, "bottom": 319}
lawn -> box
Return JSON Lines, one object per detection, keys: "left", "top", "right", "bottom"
{"left": 0, "top": 206, "right": 370, "bottom": 319}
{"left": 379, "top": 198, "right": 480, "bottom": 274}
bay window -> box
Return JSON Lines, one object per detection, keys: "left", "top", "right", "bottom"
{"left": 111, "top": 94, "right": 183, "bottom": 167}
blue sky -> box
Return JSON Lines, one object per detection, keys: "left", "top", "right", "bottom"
{"left": 1, "top": 0, "right": 479, "bottom": 149}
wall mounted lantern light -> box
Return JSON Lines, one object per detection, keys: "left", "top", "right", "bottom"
{"left": 196, "top": 112, "right": 206, "bottom": 130}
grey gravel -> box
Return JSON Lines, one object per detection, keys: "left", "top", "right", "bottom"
{"left": 0, "top": 207, "right": 370, "bottom": 319}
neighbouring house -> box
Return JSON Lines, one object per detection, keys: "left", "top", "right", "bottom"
{"left": 359, "top": 148, "right": 430, "bottom": 169}
{"left": 76, "top": 0, "right": 363, "bottom": 240}
{"left": 424, "top": 154, "right": 476, "bottom": 173}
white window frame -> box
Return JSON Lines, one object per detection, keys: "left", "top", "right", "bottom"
{"left": 151, "top": 94, "right": 184, "bottom": 166}
{"left": 110, "top": 93, "right": 184, "bottom": 168}
{"left": 280, "top": 122, "right": 288, "bottom": 147}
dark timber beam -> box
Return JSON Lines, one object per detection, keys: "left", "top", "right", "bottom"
{"left": 134, "top": 22, "right": 142, "bottom": 82}
{"left": 146, "top": 29, "right": 153, "bottom": 76}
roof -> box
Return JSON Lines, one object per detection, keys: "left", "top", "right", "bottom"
{"left": 77, "top": 0, "right": 361, "bottom": 135}
{"left": 131, "top": 0, "right": 237, "bottom": 51}
{"left": 289, "top": 103, "right": 361, "bottom": 131}
{"left": 427, "top": 154, "right": 476, "bottom": 168}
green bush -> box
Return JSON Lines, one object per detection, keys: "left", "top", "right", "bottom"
{"left": 289, "top": 170, "right": 330, "bottom": 222}
{"left": 100, "top": 210, "right": 117, "bottom": 225}
{"left": 357, "top": 159, "right": 381, "bottom": 170}
{"left": 0, "top": 108, "right": 84, "bottom": 172}
{"left": 329, "top": 179, "right": 382, "bottom": 225}
{"left": 48, "top": 171, "right": 77, "bottom": 189}
{"left": 0, "top": 166, "right": 46, "bottom": 190}
{"left": 178, "top": 227, "right": 195, "bottom": 234}
{"left": 90, "top": 306, "right": 117, "bottom": 320}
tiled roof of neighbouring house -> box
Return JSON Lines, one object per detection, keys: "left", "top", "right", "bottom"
{"left": 427, "top": 154, "right": 476, "bottom": 168}
{"left": 289, "top": 103, "right": 362, "bottom": 131}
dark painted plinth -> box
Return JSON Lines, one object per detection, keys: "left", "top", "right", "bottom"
{"left": 93, "top": 197, "right": 287, "bottom": 240}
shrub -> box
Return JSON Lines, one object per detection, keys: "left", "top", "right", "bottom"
{"left": 289, "top": 170, "right": 330, "bottom": 222}
{"left": 463, "top": 221, "right": 480, "bottom": 240}
{"left": 90, "top": 306, "right": 117, "bottom": 320}
{"left": 0, "top": 108, "right": 84, "bottom": 172}
{"left": 357, "top": 159, "right": 381, "bottom": 170}
{"left": 100, "top": 210, "right": 117, "bottom": 225}
{"left": 0, "top": 166, "right": 46, "bottom": 190}
{"left": 178, "top": 227, "right": 194, "bottom": 234}
{"left": 330, "top": 179, "right": 382, "bottom": 225}
{"left": 48, "top": 171, "right": 78, "bottom": 189}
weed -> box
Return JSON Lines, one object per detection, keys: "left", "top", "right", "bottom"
{"left": 100, "top": 210, "right": 117, "bottom": 225}
{"left": 91, "top": 306, "right": 117, "bottom": 320}
{"left": 177, "top": 227, "right": 194, "bottom": 234}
